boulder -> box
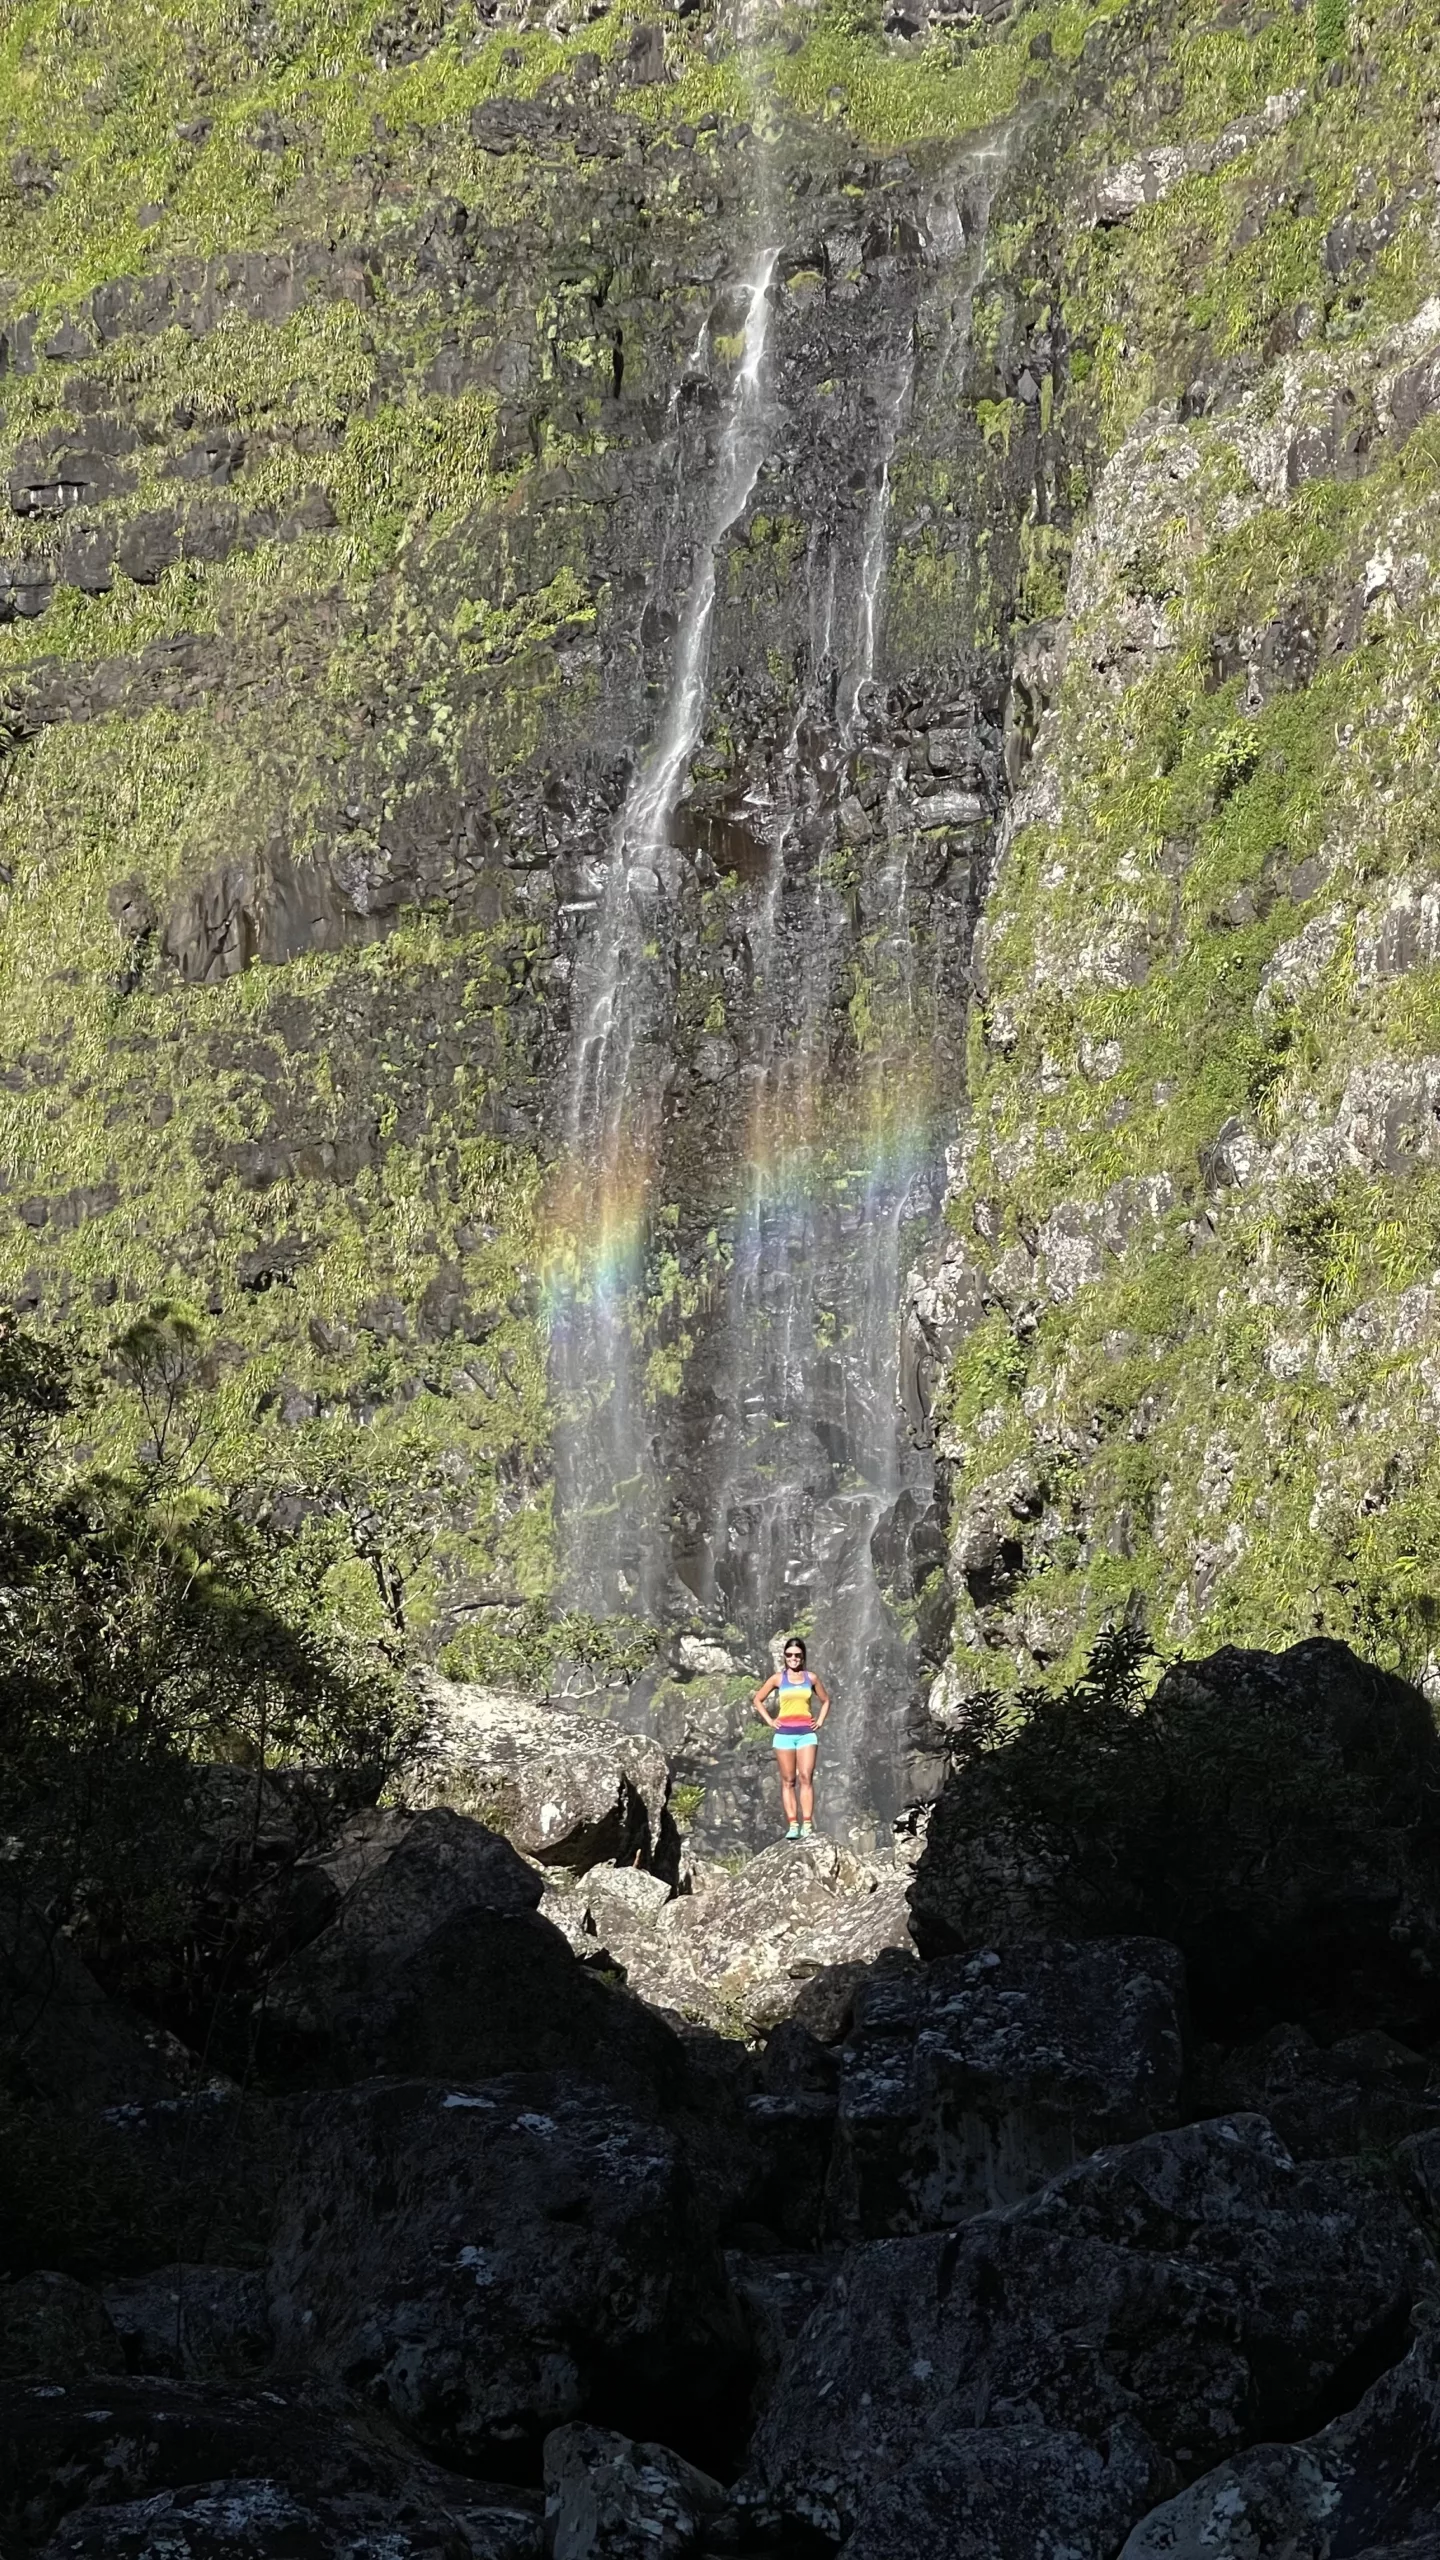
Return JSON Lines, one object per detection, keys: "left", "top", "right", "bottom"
{"left": 744, "top": 2115, "right": 1428, "bottom": 2540}
{"left": 1192, "top": 2022, "right": 1440, "bottom": 2162}
{"left": 0, "top": 1887, "right": 179, "bottom": 2115}
{"left": 37, "top": 2476, "right": 539, "bottom": 2558}
{"left": 0, "top": 2271, "right": 119, "bottom": 2379}
{"left": 617, "top": 1839, "right": 914, "bottom": 2036}
{"left": 266, "top": 2076, "right": 746, "bottom": 2474}
{"left": 911, "top": 1639, "right": 1440, "bottom": 2041}
{"left": 542, "top": 2424, "right": 726, "bottom": 2560}
{"left": 101, "top": 2264, "right": 270, "bottom": 2379}
{"left": 1119, "top": 2325, "right": 1440, "bottom": 2558}
{"left": 416, "top": 1682, "right": 671, "bottom": 1871}
{"left": 826, "top": 1938, "right": 1186, "bottom": 2237}
{"left": 262, "top": 1809, "right": 685, "bottom": 2102}
{"left": 0, "top": 2375, "right": 540, "bottom": 2557}
{"left": 845, "top": 2422, "right": 1168, "bottom": 2560}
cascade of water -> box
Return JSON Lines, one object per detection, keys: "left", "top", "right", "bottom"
{"left": 698, "top": 140, "right": 1015, "bottom": 1840}
{"left": 550, "top": 253, "right": 778, "bottom": 1616}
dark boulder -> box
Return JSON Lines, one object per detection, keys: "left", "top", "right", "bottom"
{"left": 743, "top": 2114, "right": 1428, "bottom": 2541}
{"left": 1119, "top": 2324, "right": 1440, "bottom": 2558}
{"left": 844, "top": 2421, "right": 1167, "bottom": 2560}
{"left": 261, "top": 1808, "right": 687, "bottom": 2104}
{"left": 0, "top": 2375, "right": 539, "bottom": 2557}
{"left": 826, "top": 1936, "right": 1185, "bottom": 2236}
{"left": 541, "top": 2424, "right": 726, "bottom": 2560}
{"left": 266, "top": 2076, "right": 748, "bottom": 2477}
{"left": 910, "top": 1639, "right": 1440, "bottom": 2040}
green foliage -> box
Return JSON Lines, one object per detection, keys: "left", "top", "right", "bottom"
{"left": 1314, "top": 0, "right": 1348, "bottom": 68}
{"left": 440, "top": 1603, "right": 660, "bottom": 1691}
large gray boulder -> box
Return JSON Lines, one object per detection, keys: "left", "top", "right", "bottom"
{"left": 0, "top": 2375, "right": 540, "bottom": 2558}
{"left": 267, "top": 2076, "right": 744, "bottom": 2473}
{"left": 416, "top": 1682, "right": 672, "bottom": 1871}
{"left": 827, "top": 1937, "right": 1186, "bottom": 2236}
{"left": 744, "top": 2115, "right": 1428, "bottom": 2540}
{"left": 910, "top": 1639, "right": 1440, "bottom": 2043}
{"left": 612, "top": 1838, "right": 913, "bottom": 2037}
{"left": 1119, "top": 2324, "right": 1440, "bottom": 2558}
{"left": 542, "top": 2424, "right": 726, "bottom": 2560}
{"left": 262, "top": 1808, "right": 687, "bottom": 2102}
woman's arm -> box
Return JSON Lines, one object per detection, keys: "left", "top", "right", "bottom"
{"left": 753, "top": 1672, "right": 779, "bottom": 1723}
{"left": 812, "top": 1675, "right": 831, "bottom": 1722}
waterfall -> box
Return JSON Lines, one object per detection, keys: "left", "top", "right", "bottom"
{"left": 547, "top": 95, "right": 1018, "bottom": 1842}
{"left": 548, "top": 254, "right": 778, "bottom": 1617}
{"left": 694, "top": 142, "right": 1011, "bottom": 1843}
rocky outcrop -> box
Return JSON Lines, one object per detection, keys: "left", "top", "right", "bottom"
{"left": 263, "top": 1806, "right": 685, "bottom": 2101}
{"left": 591, "top": 1837, "right": 914, "bottom": 2037}
{"left": 1120, "top": 2325, "right": 1440, "bottom": 2560}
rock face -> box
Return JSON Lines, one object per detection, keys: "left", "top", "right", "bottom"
{"left": 1119, "top": 2326, "right": 1440, "bottom": 2560}
{"left": 910, "top": 1640, "right": 1440, "bottom": 2039}
{"left": 745, "top": 2115, "right": 1428, "bottom": 2541}
{"left": 826, "top": 1936, "right": 1186, "bottom": 2237}
{"left": 266, "top": 2076, "right": 743, "bottom": 2474}
{"left": 416, "top": 1686, "right": 673, "bottom": 1874}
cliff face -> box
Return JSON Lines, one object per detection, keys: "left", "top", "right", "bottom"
{"left": 1, "top": 0, "right": 1438, "bottom": 1803}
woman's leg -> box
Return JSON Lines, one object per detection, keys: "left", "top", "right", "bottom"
{"left": 776, "top": 1748, "right": 798, "bottom": 1827}
{"left": 796, "top": 1744, "right": 817, "bottom": 1826}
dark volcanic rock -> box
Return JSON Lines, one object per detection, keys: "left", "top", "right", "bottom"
{"left": 910, "top": 1639, "right": 1440, "bottom": 2040}
{"left": 844, "top": 2421, "right": 1168, "bottom": 2560}
{"left": 266, "top": 2076, "right": 745, "bottom": 2475}
{"left": 826, "top": 1936, "right": 1186, "bottom": 2236}
{"left": 743, "top": 2114, "right": 1428, "bottom": 2540}
{"left": 0, "top": 2375, "right": 539, "bottom": 2557}
{"left": 1119, "top": 2325, "right": 1440, "bottom": 2558}
{"left": 541, "top": 2424, "right": 726, "bottom": 2560}
{"left": 262, "top": 1807, "right": 686, "bottom": 2102}
{"left": 0, "top": 2271, "right": 119, "bottom": 2380}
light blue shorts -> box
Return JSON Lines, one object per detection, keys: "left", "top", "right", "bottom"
{"left": 773, "top": 1725, "right": 819, "bottom": 1753}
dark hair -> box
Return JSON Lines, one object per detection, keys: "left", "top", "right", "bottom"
{"left": 783, "top": 1636, "right": 807, "bottom": 1664}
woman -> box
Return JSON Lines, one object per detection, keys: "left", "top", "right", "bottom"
{"left": 754, "top": 1637, "right": 831, "bottom": 1841}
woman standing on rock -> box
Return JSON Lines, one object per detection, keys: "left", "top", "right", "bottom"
{"left": 754, "top": 1638, "right": 831, "bottom": 1841}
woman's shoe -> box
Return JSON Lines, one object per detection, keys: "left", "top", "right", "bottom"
{"left": 786, "top": 1821, "right": 801, "bottom": 1839}
{"left": 799, "top": 1820, "right": 814, "bottom": 1839}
